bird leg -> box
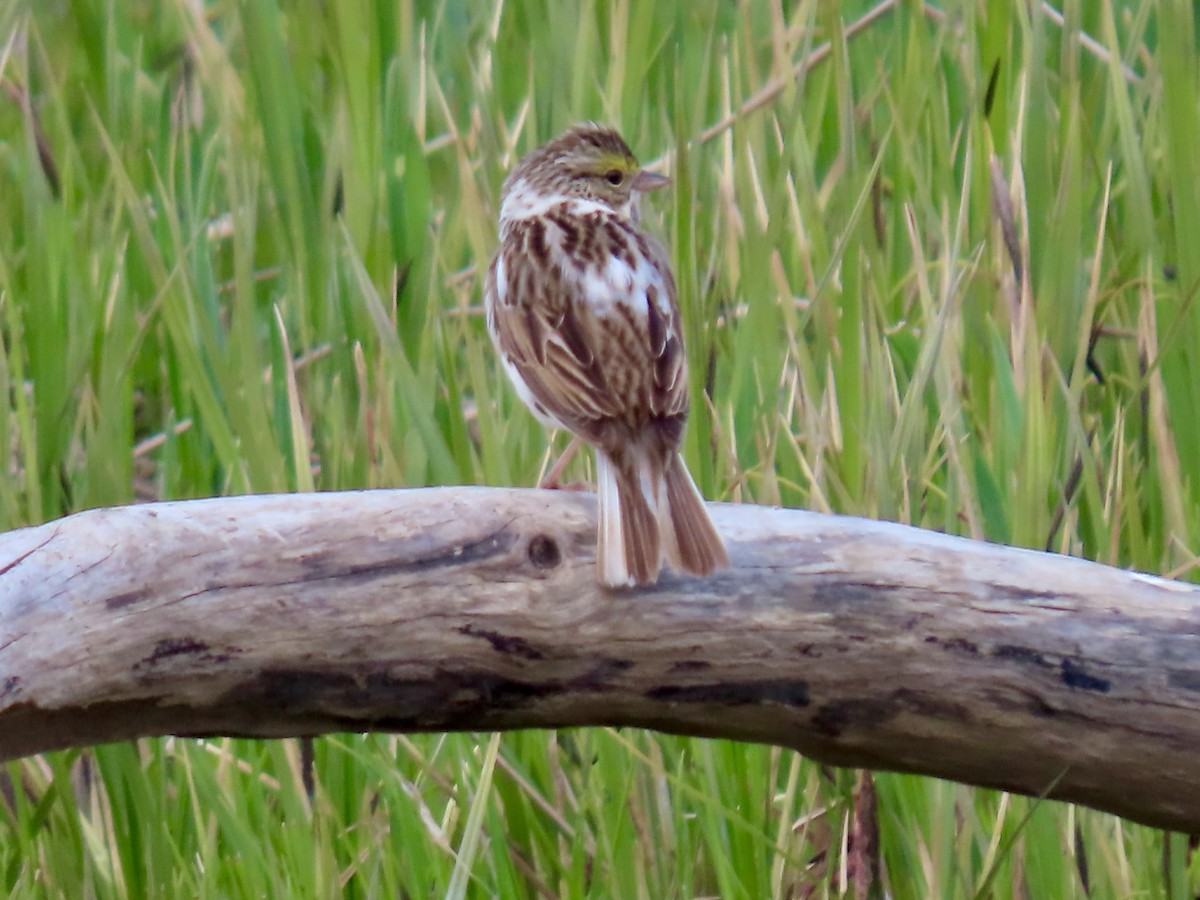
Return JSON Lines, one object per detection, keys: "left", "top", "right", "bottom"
{"left": 539, "top": 436, "right": 587, "bottom": 490}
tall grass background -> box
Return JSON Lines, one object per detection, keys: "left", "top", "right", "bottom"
{"left": 2, "top": 0, "right": 1199, "bottom": 896}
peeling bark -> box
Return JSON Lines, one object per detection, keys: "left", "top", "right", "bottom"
{"left": 1, "top": 488, "right": 1198, "bottom": 832}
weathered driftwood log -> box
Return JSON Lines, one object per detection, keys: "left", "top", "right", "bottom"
{"left": 1, "top": 488, "right": 1198, "bottom": 832}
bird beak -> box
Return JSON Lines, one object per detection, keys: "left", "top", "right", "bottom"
{"left": 633, "top": 170, "right": 671, "bottom": 192}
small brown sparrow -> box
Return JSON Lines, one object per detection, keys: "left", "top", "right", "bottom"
{"left": 485, "top": 123, "right": 728, "bottom": 587}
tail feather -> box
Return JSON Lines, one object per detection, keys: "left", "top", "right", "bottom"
{"left": 661, "top": 452, "right": 728, "bottom": 576}
{"left": 596, "top": 449, "right": 726, "bottom": 587}
{"left": 596, "top": 451, "right": 661, "bottom": 587}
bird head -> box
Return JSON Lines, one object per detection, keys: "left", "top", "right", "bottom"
{"left": 502, "top": 123, "right": 669, "bottom": 222}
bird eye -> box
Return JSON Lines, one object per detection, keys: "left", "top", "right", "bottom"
{"left": 604, "top": 169, "right": 624, "bottom": 186}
